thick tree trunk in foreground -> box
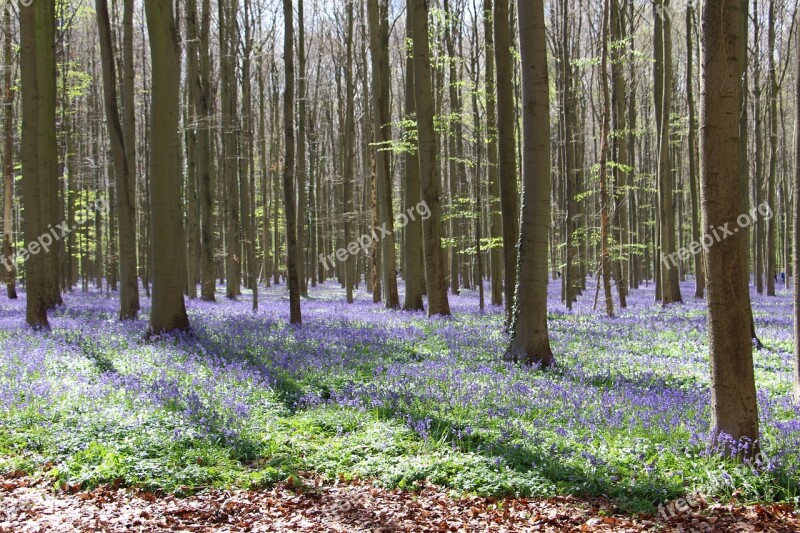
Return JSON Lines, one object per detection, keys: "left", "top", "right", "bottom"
{"left": 146, "top": 0, "right": 190, "bottom": 335}
{"left": 283, "top": 0, "right": 302, "bottom": 325}
{"left": 701, "top": 0, "right": 759, "bottom": 452}
{"left": 19, "top": 3, "right": 49, "bottom": 329}
{"left": 410, "top": 0, "right": 450, "bottom": 317}
{"left": 96, "top": 0, "right": 139, "bottom": 320}
{"left": 506, "top": 0, "right": 553, "bottom": 366}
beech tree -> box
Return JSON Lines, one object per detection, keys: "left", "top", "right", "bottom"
{"left": 146, "top": 0, "right": 190, "bottom": 335}
{"left": 506, "top": 0, "right": 553, "bottom": 366}
{"left": 700, "top": 0, "right": 759, "bottom": 452}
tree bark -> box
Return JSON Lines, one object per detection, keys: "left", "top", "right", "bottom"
{"left": 506, "top": 0, "right": 553, "bottom": 366}
{"left": 367, "top": 0, "right": 399, "bottom": 309}
{"left": 402, "top": 8, "right": 424, "bottom": 312}
{"left": 96, "top": 0, "right": 139, "bottom": 320}
{"left": 494, "top": 0, "right": 520, "bottom": 323}
{"left": 598, "top": 0, "right": 614, "bottom": 318}
{"left": 687, "top": 4, "right": 704, "bottom": 298}
{"left": 484, "top": 0, "right": 503, "bottom": 307}
{"left": 146, "top": 0, "right": 190, "bottom": 335}
{"left": 283, "top": 0, "right": 302, "bottom": 325}
{"left": 2, "top": 6, "right": 16, "bottom": 299}
{"left": 701, "top": 0, "right": 759, "bottom": 453}
{"left": 410, "top": 0, "right": 451, "bottom": 317}
{"left": 19, "top": 2, "right": 49, "bottom": 329}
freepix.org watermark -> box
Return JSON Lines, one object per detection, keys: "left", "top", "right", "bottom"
{"left": 1, "top": 198, "right": 108, "bottom": 273}
{"left": 661, "top": 201, "right": 773, "bottom": 271}
{"left": 319, "top": 200, "right": 431, "bottom": 272}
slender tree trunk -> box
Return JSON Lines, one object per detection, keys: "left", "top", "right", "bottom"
{"left": 484, "top": 0, "right": 503, "bottom": 307}
{"left": 687, "top": 5, "right": 703, "bottom": 298}
{"left": 506, "top": 0, "right": 553, "bottom": 366}
{"left": 283, "top": 0, "right": 302, "bottom": 325}
{"left": 793, "top": 4, "right": 800, "bottom": 404}
{"left": 145, "top": 0, "right": 190, "bottom": 335}
{"left": 766, "top": 0, "right": 777, "bottom": 296}
{"left": 655, "top": 0, "right": 681, "bottom": 304}
{"left": 402, "top": 10, "right": 424, "bottom": 311}
{"left": 367, "top": 0, "right": 399, "bottom": 309}
{"left": 342, "top": 3, "right": 356, "bottom": 304}
{"left": 610, "top": 0, "right": 627, "bottom": 308}
{"left": 598, "top": 0, "right": 614, "bottom": 318}
{"left": 2, "top": 7, "right": 16, "bottom": 300}
{"left": 410, "top": 0, "right": 450, "bottom": 317}
{"left": 296, "top": 0, "right": 308, "bottom": 297}
{"left": 96, "top": 0, "right": 139, "bottom": 320}
{"left": 494, "top": 0, "right": 520, "bottom": 323}
{"left": 701, "top": 0, "right": 759, "bottom": 453}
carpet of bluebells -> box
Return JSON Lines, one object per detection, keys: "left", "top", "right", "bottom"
{"left": 0, "top": 277, "right": 798, "bottom": 513}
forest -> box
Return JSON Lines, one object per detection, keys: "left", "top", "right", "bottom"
{"left": 1, "top": 0, "right": 800, "bottom": 530}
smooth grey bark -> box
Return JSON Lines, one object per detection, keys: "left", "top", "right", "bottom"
{"left": 409, "top": 0, "right": 451, "bottom": 317}
{"left": 506, "top": 0, "right": 553, "bottom": 366}
{"left": 145, "top": 0, "right": 190, "bottom": 335}
{"left": 701, "top": 0, "right": 759, "bottom": 453}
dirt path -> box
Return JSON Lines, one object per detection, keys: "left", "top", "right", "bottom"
{"left": 0, "top": 474, "right": 797, "bottom": 532}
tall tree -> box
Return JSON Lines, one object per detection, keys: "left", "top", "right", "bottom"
{"left": 410, "top": 0, "right": 451, "bottom": 317}
{"left": 506, "top": 0, "right": 553, "bottom": 366}
{"left": 145, "top": 0, "right": 190, "bottom": 335}
{"left": 494, "top": 0, "right": 520, "bottom": 322}
{"left": 701, "top": 0, "right": 759, "bottom": 452}
{"left": 766, "top": 0, "right": 777, "bottom": 296}
{"left": 297, "top": 0, "right": 308, "bottom": 297}
{"left": 367, "top": 0, "right": 399, "bottom": 309}
{"left": 342, "top": 2, "right": 356, "bottom": 304}
{"left": 483, "top": 0, "right": 503, "bottom": 307}
{"left": 402, "top": 7, "right": 425, "bottom": 312}
{"left": 192, "top": 0, "right": 215, "bottom": 302}
{"left": 96, "top": 0, "right": 139, "bottom": 320}
{"left": 598, "top": 0, "right": 614, "bottom": 318}
{"left": 19, "top": 1, "right": 50, "bottom": 329}
{"left": 283, "top": 0, "right": 302, "bottom": 325}
{"left": 654, "top": 0, "right": 681, "bottom": 304}
{"left": 793, "top": 6, "right": 800, "bottom": 405}
{"left": 2, "top": 6, "right": 16, "bottom": 300}
{"left": 687, "top": 4, "right": 703, "bottom": 298}
{"left": 220, "top": 0, "right": 241, "bottom": 299}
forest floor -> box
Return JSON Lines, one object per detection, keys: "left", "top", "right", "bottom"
{"left": 2, "top": 471, "right": 800, "bottom": 532}
{"left": 1, "top": 279, "right": 799, "bottom": 531}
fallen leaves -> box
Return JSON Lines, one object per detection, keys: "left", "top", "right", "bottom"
{"left": 0, "top": 473, "right": 797, "bottom": 532}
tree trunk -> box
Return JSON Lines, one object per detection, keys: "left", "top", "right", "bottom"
{"left": 598, "top": 0, "right": 614, "bottom": 318}
{"left": 146, "top": 0, "right": 189, "bottom": 335}
{"left": 402, "top": 9, "right": 424, "bottom": 312}
{"left": 283, "top": 0, "right": 302, "bottom": 325}
{"left": 610, "top": 0, "right": 627, "bottom": 309}
{"left": 506, "top": 0, "right": 553, "bottom": 366}
{"left": 96, "top": 0, "right": 139, "bottom": 320}
{"left": 794, "top": 3, "right": 800, "bottom": 404}
{"left": 701, "top": 0, "right": 759, "bottom": 453}
{"left": 410, "top": 0, "right": 451, "bottom": 317}
{"left": 19, "top": 2, "right": 49, "bottom": 329}
{"left": 2, "top": 7, "right": 16, "bottom": 299}
{"left": 494, "top": 0, "right": 520, "bottom": 323}
{"left": 654, "top": 0, "right": 681, "bottom": 305}
{"left": 687, "top": 4, "right": 703, "bottom": 298}
{"left": 367, "top": 0, "right": 399, "bottom": 309}
{"left": 484, "top": 0, "right": 503, "bottom": 307}
{"left": 766, "top": 0, "right": 777, "bottom": 296}
{"left": 343, "top": 3, "right": 356, "bottom": 304}
{"left": 296, "top": 0, "right": 308, "bottom": 297}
